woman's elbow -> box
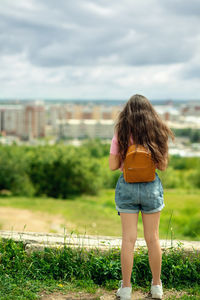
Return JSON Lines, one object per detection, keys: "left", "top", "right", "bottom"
{"left": 108, "top": 157, "right": 119, "bottom": 171}
{"left": 110, "top": 166, "right": 119, "bottom": 171}
{"left": 109, "top": 162, "right": 118, "bottom": 171}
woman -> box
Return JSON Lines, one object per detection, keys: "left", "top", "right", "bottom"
{"left": 109, "top": 94, "right": 174, "bottom": 299}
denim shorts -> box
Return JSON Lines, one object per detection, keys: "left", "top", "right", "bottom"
{"left": 115, "top": 172, "right": 165, "bottom": 215}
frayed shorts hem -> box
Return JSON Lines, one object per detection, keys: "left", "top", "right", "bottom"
{"left": 116, "top": 203, "right": 165, "bottom": 215}
{"left": 116, "top": 205, "right": 139, "bottom": 214}
{"left": 141, "top": 203, "right": 165, "bottom": 214}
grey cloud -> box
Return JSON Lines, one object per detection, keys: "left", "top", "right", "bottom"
{"left": 0, "top": 0, "right": 199, "bottom": 69}
{"left": 179, "top": 64, "right": 200, "bottom": 79}
{"left": 161, "top": 0, "right": 200, "bottom": 16}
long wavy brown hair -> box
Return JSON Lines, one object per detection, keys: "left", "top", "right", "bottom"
{"left": 115, "top": 94, "right": 175, "bottom": 166}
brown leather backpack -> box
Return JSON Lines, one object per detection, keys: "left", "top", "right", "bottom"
{"left": 123, "top": 144, "right": 156, "bottom": 183}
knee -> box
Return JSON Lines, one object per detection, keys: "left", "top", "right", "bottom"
{"left": 122, "top": 235, "right": 137, "bottom": 246}
{"left": 144, "top": 234, "right": 159, "bottom": 246}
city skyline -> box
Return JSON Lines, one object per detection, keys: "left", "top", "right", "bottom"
{"left": 0, "top": 99, "right": 200, "bottom": 140}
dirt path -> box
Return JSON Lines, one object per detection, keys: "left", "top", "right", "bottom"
{"left": 0, "top": 207, "right": 75, "bottom": 234}
{"left": 39, "top": 287, "right": 191, "bottom": 299}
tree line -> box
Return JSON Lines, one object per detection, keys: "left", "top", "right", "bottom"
{"left": 0, "top": 138, "right": 200, "bottom": 198}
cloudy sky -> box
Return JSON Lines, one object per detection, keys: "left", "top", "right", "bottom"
{"left": 0, "top": 0, "right": 200, "bottom": 100}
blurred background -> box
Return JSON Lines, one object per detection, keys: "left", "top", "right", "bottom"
{"left": 0, "top": 0, "right": 199, "bottom": 241}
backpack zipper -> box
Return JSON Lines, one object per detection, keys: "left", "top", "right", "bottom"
{"left": 128, "top": 167, "right": 148, "bottom": 170}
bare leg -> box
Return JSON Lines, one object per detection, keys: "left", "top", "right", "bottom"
{"left": 142, "top": 211, "right": 162, "bottom": 285}
{"left": 120, "top": 212, "right": 139, "bottom": 287}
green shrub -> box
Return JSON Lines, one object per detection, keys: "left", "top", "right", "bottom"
{"left": 187, "top": 169, "right": 200, "bottom": 188}
{"left": 0, "top": 145, "right": 35, "bottom": 197}
{"left": 183, "top": 219, "right": 200, "bottom": 238}
{"left": 158, "top": 167, "right": 183, "bottom": 188}
{"left": 26, "top": 145, "right": 103, "bottom": 198}
{"left": 0, "top": 141, "right": 200, "bottom": 197}
{"left": 169, "top": 155, "right": 200, "bottom": 170}
{"left": 0, "top": 238, "right": 199, "bottom": 289}
{"left": 172, "top": 128, "right": 200, "bottom": 143}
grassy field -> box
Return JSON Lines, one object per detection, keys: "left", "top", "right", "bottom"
{"left": 0, "top": 237, "right": 199, "bottom": 299}
{"left": 0, "top": 188, "right": 200, "bottom": 241}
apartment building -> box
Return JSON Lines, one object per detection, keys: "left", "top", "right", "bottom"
{"left": 0, "top": 105, "right": 24, "bottom": 136}
{"left": 23, "top": 101, "right": 46, "bottom": 139}
{"left": 54, "top": 103, "right": 121, "bottom": 139}
{"left": 0, "top": 101, "right": 46, "bottom": 139}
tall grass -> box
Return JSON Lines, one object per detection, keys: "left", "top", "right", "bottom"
{"left": 0, "top": 229, "right": 199, "bottom": 299}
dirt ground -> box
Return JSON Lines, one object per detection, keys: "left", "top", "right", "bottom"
{"left": 0, "top": 207, "right": 75, "bottom": 234}
{"left": 39, "top": 287, "right": 191, "bottom": 299}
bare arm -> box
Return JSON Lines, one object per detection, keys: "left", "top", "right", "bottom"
{"left": 109, "top": 153, "right": 121, "bottom": 171}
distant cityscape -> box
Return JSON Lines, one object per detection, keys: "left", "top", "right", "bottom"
{"left": 0, "top": 98, "right": 200, "bottom": 157}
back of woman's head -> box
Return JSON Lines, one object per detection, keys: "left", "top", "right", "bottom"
{"left": 115, "top": 94, "right": 175, "bottom": 166}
